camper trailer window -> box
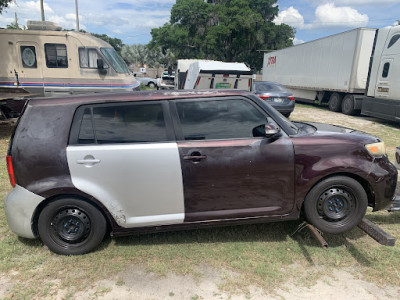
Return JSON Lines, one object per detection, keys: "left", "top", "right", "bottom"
{"left": 79, "top": 48, "right": 107, "bottom": 69}
{"left": 100, "top": 48, "right": 129, "bottom": 73}
{"left": 20, "top": 46, "right": 37, "bottom": 68}
{"left": 45, "top": 44, "right": 68, "bottom": 68}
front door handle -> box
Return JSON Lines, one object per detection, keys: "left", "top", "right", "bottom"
{"left": 183, "top": 151, "right": 207, "bottom": 163}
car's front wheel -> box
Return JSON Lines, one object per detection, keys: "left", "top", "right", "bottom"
{"left": 148, "top": 82, "right": 156, "bottom": 88}
{"left": 38, "top": 198, "right": 107, "bottom": 255}
{"left": 303, "top": 176, "right": 367, "bottom": 234}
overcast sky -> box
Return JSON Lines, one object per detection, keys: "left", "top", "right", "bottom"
{"left": 1, "top": 0, "right": 400, "bottom": 45}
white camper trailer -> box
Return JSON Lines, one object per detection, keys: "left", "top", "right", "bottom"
{"left": 180, "top": 60, "right": 254, "bottom": 91}
{"left": 0, "top": 21, "right": 139, "bottom": 114}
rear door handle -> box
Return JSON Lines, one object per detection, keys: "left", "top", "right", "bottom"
{"left": 76, "top": 155, "right": 100, "bottom": 167}
{"left": 77, "top": 159, "right": 100, "bottom": 164}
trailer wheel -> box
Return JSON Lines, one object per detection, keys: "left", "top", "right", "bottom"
{"left": 303, "top": 176, "right": 367, "bottom": 234}
{"left": 328, "top": 93, "right": 343, "bottom": 112}
{"left": 342, "top": 95, "right": 357, "bottom": 115}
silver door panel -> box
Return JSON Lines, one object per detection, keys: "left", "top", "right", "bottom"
{"left": 67, "top": 143, "right": 184, "bottom": 227}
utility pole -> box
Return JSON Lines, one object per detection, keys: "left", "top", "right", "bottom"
{"left": 75, "top": 0, "right": 80, "bottom": 31}
{"left": 40, "top": 0, "right": 45, "bottom": 21}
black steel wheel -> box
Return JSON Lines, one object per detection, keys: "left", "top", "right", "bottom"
{"left": 38, "top": 198, "right": 107, "bottom": 255}
{"left": 304, "top": 176, "right": 367, "bottom": 234}
{"left": 328, "top": 93, "right": 343, "bottom": 112}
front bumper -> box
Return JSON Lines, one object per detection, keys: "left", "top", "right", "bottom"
{"left": 369, "top": 157, "right": 398, "bottom": 211}
{"left": 4, "top": 185, "right": 45, "bottom": 238}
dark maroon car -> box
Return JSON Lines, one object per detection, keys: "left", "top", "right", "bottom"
{"left": 4, "top": 90, "right": 398, "bottom": 255}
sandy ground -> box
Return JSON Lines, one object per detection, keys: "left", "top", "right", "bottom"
{"left": 2, "top": 265, "right": 399, "bottom": 300}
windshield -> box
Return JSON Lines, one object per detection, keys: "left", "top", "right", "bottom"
{"left": 100, "top": 48, "right": 129, "bottom": 74}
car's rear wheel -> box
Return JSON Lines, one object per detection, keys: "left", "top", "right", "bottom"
{"left": 282, "top": 112, "right": 291, "bottom": 118}
{"left": 148, "top": 82, "right": 156, "bottom": 88}
{"left": 328, "top": 93, "right": 343, "bottom": 112}
{"left": 38, "top": 198, "right": 107, "bottom": 255}
{"left": 303, "top": 176, "right": 367, "bottom": 234}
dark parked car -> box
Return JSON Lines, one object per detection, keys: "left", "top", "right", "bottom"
{"left": 253, "top": 81, "right": 295, "bottom": 117}
{"left": 4, "top": 90, "right": 397, "bottom": 255}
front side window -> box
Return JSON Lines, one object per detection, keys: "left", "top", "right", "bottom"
{"left": 176, "top": 99, "right": 266, "bottom": 140}
{"left": 100, "top": 48, "right": 129, "bottom": 73}
{"left": 20, "top": 46, "right": 37, "bottom": 68}
{"left": 79, "top": 48, "right": 108, "bottom": 69}
{"left": 45, "top": 43, "right": 68, "bottom": 68}
{"left": 73, "top": 103, "right": 168, "bottom": 144}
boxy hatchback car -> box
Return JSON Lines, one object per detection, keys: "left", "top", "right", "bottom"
{"left": 5, "top": 90, "right": 398, "bottom": 255}
{"left": 253, "top": 81, "right": 295, "bottom": 118}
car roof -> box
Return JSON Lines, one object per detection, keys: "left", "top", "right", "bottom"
{"left": 28, "top": 89, "right": 251, "bottom": 107}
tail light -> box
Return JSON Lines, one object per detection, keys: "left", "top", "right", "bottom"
{"left": 248, "top": 79, "right": 252, "bottom": 88}
{"left": 196, "top": 76, "right": 201, "bottom": 86}
{"left": 6, "top": 155, "right": 16, "bottom": 187}
{"left": 287, "top": 96, "right": 295, "bottom": 101}
{"left": 258, "top": 95, "right": 270, "bottom": 100}
{"left": 223, "top": 74, "right": 229, "bottom": 77}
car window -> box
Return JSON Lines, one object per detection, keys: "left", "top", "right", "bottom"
{"left": 176, "top": 99, "right": 266, "bottom": 140}
{"left": 72, "top": 102, "right": 169, "bottom": 144}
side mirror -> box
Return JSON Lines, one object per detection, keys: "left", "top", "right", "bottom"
{"left": 253, "top": 123, "right": 281, "bottom": 138}
{"left": 97, "top": 58, "right": 107, "bottom": 74}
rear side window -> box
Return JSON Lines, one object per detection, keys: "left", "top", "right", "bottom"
{"left": 20, "top": 46, "right": 37, "bottom": 68}
{"left": 70, "top": 102, "right": 170, "bottom": 144}
{"left": 45, "top": 43, "right": 68, "bottom": 68}
{"left": 175, "top": 99, "right": 266, "bottom": 140}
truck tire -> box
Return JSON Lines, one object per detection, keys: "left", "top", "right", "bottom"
{"left": 38, "top": 198, "right": 107, "bottom": 255}
{"left": 328, "top": 93, "right": 343, "bottom": 112}
{"left": 303, "top": 176, "right": 367, "bottom": 234}
{"left": 342, "top": 95, "right": 358, "bottom": 116}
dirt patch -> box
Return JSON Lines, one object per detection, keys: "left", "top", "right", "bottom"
{"left": 0, "top": 274, "right": 15, "bottom": 299}
{"left": 46, "top": 265, "right": 400, "bottom": 300}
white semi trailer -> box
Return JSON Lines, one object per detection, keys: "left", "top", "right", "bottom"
{"left": 263, "top": 26, "right": 400, "bottom": 122}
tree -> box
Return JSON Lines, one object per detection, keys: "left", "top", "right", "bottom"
{"left": 120, "top": 44, "right": 175, "bottom": 68}
{"left": 0, "top": 0, "right": 12, "bottom": 14}
{"left": 92, "top": 33, "right": 124, "bottom": 54}
{"left": 149, "top": 0, "right": 295, "bottom": 70}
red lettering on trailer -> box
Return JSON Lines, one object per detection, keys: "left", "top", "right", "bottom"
{"left": 267, "top": 56, "right": 276, "bottom": 66}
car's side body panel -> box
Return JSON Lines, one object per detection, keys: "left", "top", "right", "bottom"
{"left": 66, "top": 143, "right": 185, "bottom": 227}
{"left": 178, "top": 138, "right": 295, "bottom": 222}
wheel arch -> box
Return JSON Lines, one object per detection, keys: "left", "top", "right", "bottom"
{"left": 32, "top": 193, "right": 116, "bottom": 237}
{"left": 300, "top": 172, "right": 375, "bottom": 212}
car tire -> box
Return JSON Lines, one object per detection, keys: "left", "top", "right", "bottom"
{"left": 282, "top": 112, "right": 291, "bottom": 118}
{"left": 342, "top": 95, "right": 358, "bottom": 116}
{"left": 328, "top": 93, "right": 343, "bottom": 112}
{"left": 148, "top": 82, "right": 156, "bottom": 88}
{"left": 303, "top": 176, "right": 367, "bottom": 234}
{"left": 38, "top": 198, "right": 107, "bottom": 255}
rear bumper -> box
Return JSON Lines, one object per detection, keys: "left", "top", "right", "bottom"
{"left": 270, "top": 101, "right": 295, "bottom": 114}
{"left": 4, "top": 185, "right": 44, "bottom": 238}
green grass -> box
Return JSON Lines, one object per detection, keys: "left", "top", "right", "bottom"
{"left": 0, "top": 105, "right": 399, "bottom": 298}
